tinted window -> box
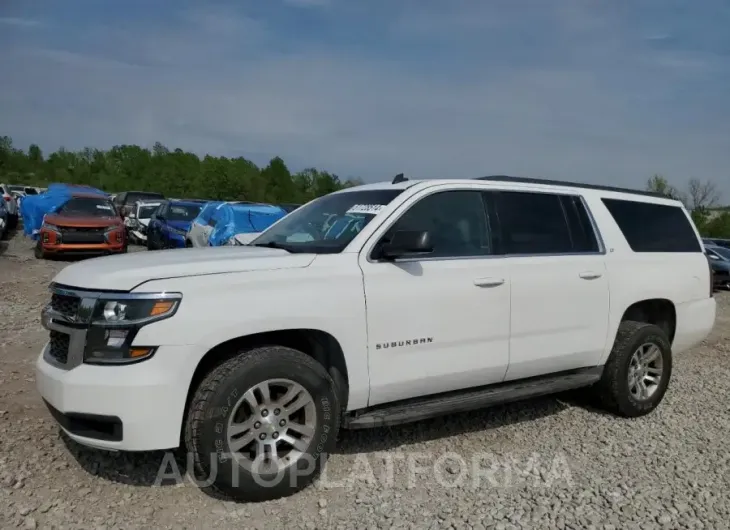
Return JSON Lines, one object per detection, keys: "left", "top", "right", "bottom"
{"left": 601, "top": 198, "right": 701, "bottom": 253}
{"left": 24, "top": 187, "right": 38, "bottom": 195}
{"left": 137, "top": 204, "right": 159, "bottom": 218}
{"left": 493, "top": 191, "right": 572, "bottom": 254}
{"left": 58, "top": 197, "right": 117, "bottom": 216}
{"left": 382, "top": 190, "right": 492, "bottom": 258}
{"left": 560, "top": 195, "right": 600, "bottom": 253}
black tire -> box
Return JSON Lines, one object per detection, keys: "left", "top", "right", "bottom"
{"left": 594, "top": 320, "right": 672, "bottom": 418}
{"left": 7, "top": 214, "right": 18, "bottom": 230}
{"left": 185, "top": 239, "right": 193, "bottom": 248}
{"left": 146, "top": 234, "right": 156, "bottom": 251}
{"left": 185, "top": 346, "right": 340, "bottom": 502}
{"left": 34, "top": 240, "right": 46, "bottom": 260}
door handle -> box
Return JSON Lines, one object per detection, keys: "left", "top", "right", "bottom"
{"left": 579, "top": 271, "right": 602, "bottom": 280}
{"left": 473, "top": 278, "right": 505, "bottom": 288}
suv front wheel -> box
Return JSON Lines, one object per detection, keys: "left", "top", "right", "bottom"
{"left": 595, "top": 321, "right": 672, "bottom": 418}
{"left": 185, "top": 346, "right": 340, "bottom": 501}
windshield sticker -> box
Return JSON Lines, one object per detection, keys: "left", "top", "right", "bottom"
{"left": 346, "top": 204, "right": 386, "bottom": 215}
{"left": 96, "top": 205, "right": 113, "bottom": 210}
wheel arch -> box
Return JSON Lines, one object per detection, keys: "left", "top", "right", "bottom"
{"left": 182, "top": 328, "right": 350, "bottom": 441}
{"left": 619, "top": 298, "right": 677, "bottom": 344}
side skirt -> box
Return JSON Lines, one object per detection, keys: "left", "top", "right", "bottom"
{"left": 343, "top": 366, "right": 603, "bottom": 429}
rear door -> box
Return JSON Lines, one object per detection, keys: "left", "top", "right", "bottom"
{"left": 488, "top": 189, "right": 610, "bottom": 380}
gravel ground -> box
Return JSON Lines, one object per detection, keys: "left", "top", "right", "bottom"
{"left": 1, "top": 228, "right": 729, "bottom": 530}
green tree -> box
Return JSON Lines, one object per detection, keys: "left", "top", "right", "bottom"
{"left": 0, "top": 135, "right": 362, "bottom": 204}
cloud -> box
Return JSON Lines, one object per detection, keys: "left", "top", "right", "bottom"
{"left": 1, "top": 0, "right": 729, "bottom": 198}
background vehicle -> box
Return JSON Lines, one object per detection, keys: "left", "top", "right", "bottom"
{"left": 124, "top": 200, "right": 163, "bottom": 244}
{"left": 113, "top": 190, "right": 165, "bottom": 217}
{"left": 190, "top": 202, "right": 287, "bottom": 247}
{"left": 185, "top": 200, "right": 223, "bottom": 247}
{"left": 8, "top": 184, "right": 39, "bottom": 196}
{"left": 146, "top": 200, "right": 202, "bottom": 250}
{"left": 277, "top": 203, "right": 302, "bottom": 213}
{"left": 706, "top": 244, "right": 730, "bottom": 290}
{"left": 0, "top": 184, "right": 20, "bottom": 229}
{"left": 34, "top": 193, "right": 126, "bottom": 259}
{"left": 703, "top": 237, "right": 730, "bottom": 249}
{"left": 0, "top": 198, "right": 8, "bottom": 239}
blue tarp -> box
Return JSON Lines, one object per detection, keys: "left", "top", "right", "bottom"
{"left": 190, "top": 201, "right": 224, "bottom": 232}
{"left": 20, "top": 183, "right": 109, "bottom": 239}
{"left": 208, "top": 203, "right": 287, "bottom": 246}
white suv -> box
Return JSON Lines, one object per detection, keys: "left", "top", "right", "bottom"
{"left": 35, "top": 175, "right": 716, "bottom": 501}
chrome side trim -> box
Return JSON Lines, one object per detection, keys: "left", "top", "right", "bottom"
{"left": 50, "top": 283, "right": 183, "bottom": 301}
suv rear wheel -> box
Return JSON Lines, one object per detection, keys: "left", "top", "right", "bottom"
{"left": 594, "top": 321, "right": 672, "bottom": 418}
{"left": 185, "top": 346, "right": 340, "bottom": 501}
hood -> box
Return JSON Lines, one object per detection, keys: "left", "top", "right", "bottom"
{"left": 52, "top": 246, "right": 317, "bottom": 291}
{"left": 233, "top": 232, "right": 261, "bottom": 245}
{"left": 45, "top": 213, "right": 123, "bottom": 228}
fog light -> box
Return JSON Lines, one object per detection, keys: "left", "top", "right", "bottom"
{"left": 105, "top": 329, "right": 128, "bottom": 347}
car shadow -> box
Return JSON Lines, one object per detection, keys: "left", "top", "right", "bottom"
{"left": 59, "top": 390, "right": 605, "bottom": 497}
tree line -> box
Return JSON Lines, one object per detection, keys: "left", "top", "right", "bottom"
{"left": 0, "top": 136, "right": 363, "bottom": 205}
{"left": 1, "top": 135, "right": 728, "bottom": 238}
{"left": 646, "top": 175, "right": 729, "bottom": 238}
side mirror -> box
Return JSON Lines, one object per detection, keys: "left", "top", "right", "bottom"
{"left": 379, "top": 230, "right": 433, "bottom": 260}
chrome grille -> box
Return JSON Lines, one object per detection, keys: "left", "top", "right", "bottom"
{"left": 48, "top": 330, "right": 70, "bottom": 364}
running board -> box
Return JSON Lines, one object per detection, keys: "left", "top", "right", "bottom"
{"left": 343, "top": 366, "right": 603, "bottom": 429}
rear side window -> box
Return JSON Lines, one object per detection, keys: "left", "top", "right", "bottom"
{"left": 492, "top": 191, "right": 573, "bottom": 255}
{"left": 560, "top": 195, "right": 600, "bottom": 253}
{"left": 601, "top": 198, "right": 701, "bottom": 252}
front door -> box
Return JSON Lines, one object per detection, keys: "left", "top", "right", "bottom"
{"left": 359, "top": 187, "right": 511, "bottom": 407}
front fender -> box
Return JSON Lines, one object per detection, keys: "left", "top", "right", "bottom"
{"left": 131, "top": 261, "right": 370, "bottom": 409}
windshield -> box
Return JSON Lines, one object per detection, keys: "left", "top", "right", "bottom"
{"left": 138, "top": 204, "right": 159, "bottom": 218}
{"left": 250, "top": 189, "right": 404, "bottom": 253}
{"left": 24, "top": 187, "right": 38, "bottom": 195}
{"left": 58, "top": 197, "right": 117, "bottom": 216}
{"left": 168, "top": 204, "right": 201, "bottom": 221}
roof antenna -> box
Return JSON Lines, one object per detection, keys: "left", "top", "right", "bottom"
{"left": 392, "top": 173, "right": 407, "bottom": 184}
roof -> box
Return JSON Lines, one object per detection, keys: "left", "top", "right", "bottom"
{"left": 334, "top": 174, "right": 678, "bottom": 203}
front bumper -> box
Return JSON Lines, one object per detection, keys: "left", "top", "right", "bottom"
{"left": 36, "top": 343, "right": 199, "bottom": 451}
{"left": 36, "top": 286, "right": 203, "bottom": 451}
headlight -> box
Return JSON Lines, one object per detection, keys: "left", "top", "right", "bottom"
{"left": 83, "top": 293, "right": 181, "bottom": 364}
{"left": 42, "top": 223, "right": 59, "bottom": 232}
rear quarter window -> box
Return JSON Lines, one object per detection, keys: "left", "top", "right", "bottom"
{"left": 601, "top": 198, "right": 701, "bottom": 253}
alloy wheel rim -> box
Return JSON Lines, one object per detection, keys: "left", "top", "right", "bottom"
{"left": 227, "top": 378, "right": 317, "bottom": 474}
{"left": 627, "top": 343, "right": 664, "bottom": 401}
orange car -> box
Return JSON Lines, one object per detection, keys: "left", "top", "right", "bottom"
{"left": 35, "top": 193, "right": 127, "bottom": 259}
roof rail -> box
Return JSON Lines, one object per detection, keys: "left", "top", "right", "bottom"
{"left": 474, "top": 175, "right": 666, "bottom": 199}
